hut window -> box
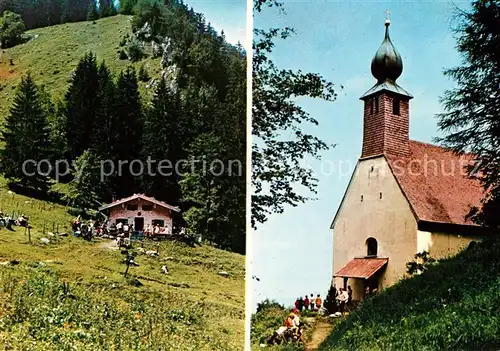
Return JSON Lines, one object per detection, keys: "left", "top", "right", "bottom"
{"left": 375, "top": 96, "right": 379, "bottom": 113}
{"left": 393, "top": 98, "right": 400, "bottom": 115}
{"left": 370, "top": 99, "right": 374, "bottom": 114}
{"left": 126, "top": 203, "right": 138, "bottom": 211}
{"left": 361, "top": 195, "right": 364, "bottom": 202}
{"left": 142, "top": 204, "right": 153, "bottom": 211}
{"left": 152, "top": 219, "right": 165, "bottom": 227}
{"left": 366, "top": 237, "right": 378, "bottom": 256}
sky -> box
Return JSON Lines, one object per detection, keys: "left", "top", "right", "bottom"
{"left": 184, "top": 0, "right": 248, "bottom": 49}
{"left": 251, "top": 0, "right": 472, "bottom": 311}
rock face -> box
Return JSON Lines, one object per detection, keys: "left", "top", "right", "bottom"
{"left": 136, "top": 22, "right": 152, "bottom": 41}
{"left": 159, "top": 37, "right": 173, "bottom": 68}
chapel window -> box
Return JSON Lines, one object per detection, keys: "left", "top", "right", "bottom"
{"left": 366, "top": 237, "right": 378, "bottom": 256}
{"left": 393, "top": 98, "right": 400, "bottom": 115}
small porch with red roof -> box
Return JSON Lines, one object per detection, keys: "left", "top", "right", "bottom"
{"left": 334, "top": 257, "right": 388, "bottom": 300}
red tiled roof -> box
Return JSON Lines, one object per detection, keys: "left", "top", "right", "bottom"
{"left": 334, "top": 258, "right": 388, "bottom": 279}
{"left": 98, "top": 194, "right": 181, "bottom": 212}
{"left": 386, "top": 140, "right": 485, "bottom": 226}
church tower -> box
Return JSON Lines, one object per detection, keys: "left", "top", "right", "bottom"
{"left": 360, "top": 17, "right": 413, "bottom": 159}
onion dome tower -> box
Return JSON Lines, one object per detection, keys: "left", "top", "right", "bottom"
{"left": 360, "top": 13, "right": 413, "bottom": 158}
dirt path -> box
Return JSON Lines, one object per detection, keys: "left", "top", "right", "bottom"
{"left": 305, "top": 320, "right": 334, "bottom": 351}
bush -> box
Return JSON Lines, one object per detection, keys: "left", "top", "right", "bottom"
{"left": 251, "top": 300, "right": 288, "bottom": 345}
{"left": 119, "top": 35, "right": 129, "bottom": 47}
{"left": 138, "top": 64, "right": 150, "bottom": 82}
{"left": 406, "top": 250, "right": 436, "bottom": 276}
{"left": 0, "top": 11, "right": 26, "bottom": 48}
{"left": 118, "top": 50, "right": 128, "bottom": 60}
{"left": 126, "top": 38, "right": 145, "bottom": 62}
{"left": 0, "top": 266, "right": 219, "bottom": 349}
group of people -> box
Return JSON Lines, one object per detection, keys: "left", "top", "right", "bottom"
{"left": 72, "top": 217, "right": 106, "bottom": 240}
{"left": 268, "top": 308, "right": 303, "bottom": 345}
{"left": 0, "top": 211, "right": 28, "bottom": 230}
{"left": 144, "top": 223, "right": 170, "bottom": 236}
{"left": 108, "top": 222, "right": 171, "bottom": 237}
{"left": 294, "top": 293, "right": 323, "bottom": 312}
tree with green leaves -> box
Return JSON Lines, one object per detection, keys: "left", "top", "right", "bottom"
{"left": 436, "top": 0, "right": 500, "bottom": 229}
{"left": 0, "top": 10, "right": 26, "bottom": 48}
{"left": 0, "top": 74, "right": 51, "bottom": 191}
{"left": 252, "top": 0, "right": 337, "bottom": 228}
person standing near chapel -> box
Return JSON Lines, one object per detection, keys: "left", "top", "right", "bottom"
{"left": 304, "top": 295, "right": 309, "bottom": 311}
{"left": 315, "top": 294, "right": 322, "bottom": 311}
{"left": 309, "top": 294, "right": 315, "bottom": 310}
{"left": 294, "top": 298, "right": 300, "bottom": 310}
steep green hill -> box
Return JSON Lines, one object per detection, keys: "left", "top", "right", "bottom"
{"left": 0, "top": 174, "right": 244, "bottom": 349}
{"left": 320, "top": 239, "right": 500, "bottom": 350}
{"left": 0, "top": 15, "right": 161, "bottom": 119}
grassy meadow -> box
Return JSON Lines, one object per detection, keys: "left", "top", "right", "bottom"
{"left": 0, "top": 177, "right": 244, "bottom": 350}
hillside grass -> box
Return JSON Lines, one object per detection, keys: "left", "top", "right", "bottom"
{"left": 0, "top": 177, "right": 244, "bottom": 350}
{"left": 319, "top": 239, "right": 500, "bottom": 350}
{"left": 0, "top": 15, "right": 162, "bottom": 119}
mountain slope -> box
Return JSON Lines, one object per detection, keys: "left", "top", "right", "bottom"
{"left": 0, "top": 15, "right": 161, "bottom": 119}
{"left": 320, "top": 239, "right": 500, "bottom": 350}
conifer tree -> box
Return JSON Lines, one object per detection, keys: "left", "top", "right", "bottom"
{"left": 91, "top": 62, "right": 118, "bottom": 160}
{"left": 113, "top": 66, "right": 143, "bottom": 197}
{"left": 119, "top": 0, "right": 137, "bottom": 15}
{"left": 141, "top": 77, "right": 182, "bottom": 204}
{"left": 87, "top": 1, "right": 99, "bottom": 21}
{"left": 436, "top": 0, "right": 500, "bottom": 228}
{"left": 64, "top": 52, "right": 100, "bottom": 159}
{"left": 64, "top": 149, "right": 106, "bottom": 210}
{"left": 61, "top": 0, "right": 93, "bottom": 23}
{"left": 324, "top": 285, "right": 338, "bottom": 314}
{"left": 99, "top": 0, "right": 116, "bottom": 18}
{"left": 0, "top": 74, "right": 51, "bottom": 191}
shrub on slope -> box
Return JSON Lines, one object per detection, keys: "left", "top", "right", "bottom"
{"left": 251, "top": 299, "right": 318, "bottom": 350}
